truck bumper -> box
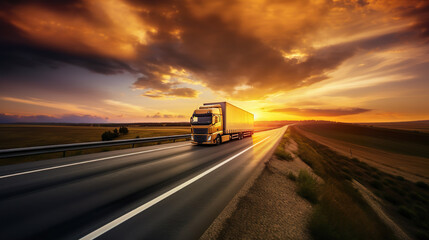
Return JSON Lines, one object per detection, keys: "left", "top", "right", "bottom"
{"left": 191, "top": 134, "right": 214, "bottom": 144}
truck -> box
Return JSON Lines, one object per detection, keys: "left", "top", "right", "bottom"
{"left": 190, "top": 102, "right": 254, "bottom": 145}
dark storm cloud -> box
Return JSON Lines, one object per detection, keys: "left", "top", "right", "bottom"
{"left": 1, "top": 0, "right": 428, "bottom": 99}
{"left": 0, "top": 113, "right": 108, "bottom": 123}
{"left": 0, "top": 0, "right": 135, "bottom": 75}
{"left": 270, "top": 107, "right": 371, "bottom": 117}
{"left": 129, "top": 0, "right": 429, "bottom": 99}
{"left": 0, "top": 45, "right": 135, "bottom": 75}
{"left": 403, "top": 2, "right": 429, "bottom": 38}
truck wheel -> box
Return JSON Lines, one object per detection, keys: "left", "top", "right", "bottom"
{"left": 215, "top": 135, "right": 221, "bottom": 145}
{"left": 239, "top": 133, "right": 243, "bottom": 140}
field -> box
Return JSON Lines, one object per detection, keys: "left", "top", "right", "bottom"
{"left": 296, "top": 123, "right": 429, "bottom": 183}
{"left": 0, "top": 124, "right": 191, "bottom": 149}
{"left": 290, "top": 126, "right": 429, "bottom": 240}
{"left": 359, "top": 120, "right": 429, "bottom": 133}
{"left": 298, "top": 122, "right": 429, "bottom": 158}
{"left": 0, "top": 124, "right": 191, "bottom": 166}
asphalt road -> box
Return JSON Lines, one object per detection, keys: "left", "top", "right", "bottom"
{"left": 0, "top": 126, "right": 287, "bottom": 240}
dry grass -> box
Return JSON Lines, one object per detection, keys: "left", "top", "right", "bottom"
{"left": 291, "top": 127, "right": 397, "bottom": 240}
{"left": 296, "top": 126, "right": 429, "bottom": 183}
{"left": 274, "top": 132, "right": 293, "bottom": 161}
{"left": 291, "top": 126, "right": 429, "bottom": 240}
{"left": 296, "top": 170, "right": 319, "bottom": 204}
{"left": 0, "top": 124, "right": 190, "bottom": 166}
{"left": 298, "top": 122, "right": 429, "bottom": 158}
{"left": 0, "top": 124, "right": 190, "bottom": 149}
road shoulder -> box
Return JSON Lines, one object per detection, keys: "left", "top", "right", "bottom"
{"left": 202, "top": 137, "right": 313, "bottom": 240}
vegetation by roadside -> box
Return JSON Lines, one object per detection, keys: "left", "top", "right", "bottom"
{"left": 290, "top": 126, "right": 398, "bottom": 240}
{"left": 291, "top": 126, "right": 428, "bottom": 240}
{"left": 296, "top": 170, "right": 319, "bottom": 204}
{"left": 274, "top": 132, "right": 293, "bottom": 161}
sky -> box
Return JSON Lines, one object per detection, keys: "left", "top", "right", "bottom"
{"left": 0, "top": 0, "right": 428, "bottom": 123}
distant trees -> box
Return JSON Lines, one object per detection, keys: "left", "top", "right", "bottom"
{"left": 101, "top": 126, "right": 129, "bottom": 141}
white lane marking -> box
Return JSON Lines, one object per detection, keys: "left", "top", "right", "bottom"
{"left": 0, "top": 144, "right": 191, "bottom": 179}
{"left": 80, "top": 136, "right": 272, "bottom": 240}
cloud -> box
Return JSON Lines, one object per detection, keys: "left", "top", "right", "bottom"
{"left": 142, "top": 88, "right": 199, "bottom": 98}
{"left": 1, "top": 96, "right": 92, "bottom": 114}
{"left": 135, "top": 74, "right": 199, "bottom": 98}
{"left": 0, "top": 113, "right": 108, "bottom": 123}
{"left": 0, "top": 44, "right": 135, "bottom": 75}
{"left": 270, "top": 107, "right": 371, "bottom": 117}
{"left": 0, "top": 0, "right": 428, "bottom": 100}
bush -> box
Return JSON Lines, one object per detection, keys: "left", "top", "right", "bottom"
{"left": 396, "top": 175, "right": 405, "bottom": 181}
{"left": 416, "top": 181, "right": 429, "bottom": 189}
{"left": 101, "top": 127, "right": 128, "bottom": 141}
{"left": 101, "top": 131, "right": 117, "bottom": 141}
{"left": 398, "top": 206, "right": 415, "bottom": 219}
{"left": 113, "top": 128, "right": 119, "bottom": 136}
{"left": 297, "top": 170, "right": 319, "bottom": 204}
{"left": 416, "top": 230, "right": 429, "bottom": 240}
{"left": 383, "top": 192, "right": 402, "bottom": 205}
{"left": 370, "top": 180, "right": 384, "bottom": 190}
{"left": 287, "top": 172, "right": 296, "bottom": 181}
{"left": 275, "top": 145, "right": 293, "bottom": 161}
{"left": 409, "top": 192, "right": 425, "bottom": 202}
{"left": 119, "top": 126, "right": 129, "bottom": 134}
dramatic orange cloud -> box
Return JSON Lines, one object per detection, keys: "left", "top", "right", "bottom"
{"left": 0, "top": 0, "right": 428, "bottom": 122}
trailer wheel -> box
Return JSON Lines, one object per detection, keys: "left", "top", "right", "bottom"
{"left": 238, "top": 133, "right": 243, "bottom": 140}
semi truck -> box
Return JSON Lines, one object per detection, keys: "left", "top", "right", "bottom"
{"left": 190, "top": 102, "right": 254, "bottom": 145}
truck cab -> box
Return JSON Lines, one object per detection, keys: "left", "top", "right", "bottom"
{"left": 190, "top": 104, "right": 226, "bottom": 145}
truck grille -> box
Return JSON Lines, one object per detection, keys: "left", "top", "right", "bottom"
{"left": 194, "top": 135, "right": 207, "bottom": 142}
{"left": 193, "top": 128, "right": 208, "bottom": 134}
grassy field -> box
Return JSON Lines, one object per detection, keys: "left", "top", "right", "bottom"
{"left": 291, "top": 126, "right": 429, "bottom": 240}
{"left": 298, "top": 122, "right": 429, "bottom": 158}
{"left": 0, "top": 124, "right": 191, "bottom": 166}
{"left": 359, "top": 120, "right": 429, "bottom": 133}
{"left": 0, "top": 124, "right": 190, "bottom": 149}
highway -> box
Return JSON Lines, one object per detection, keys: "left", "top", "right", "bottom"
{"left": 0, "top": 126, "right": 287, "bottom": 240}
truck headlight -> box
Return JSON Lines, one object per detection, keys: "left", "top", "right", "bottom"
{"left": 207, "top": 135, "right": 212, "bottom": 141}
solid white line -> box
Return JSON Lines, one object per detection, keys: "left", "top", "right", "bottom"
{"left": 79, "top": 136, "right": 271, "bottom": 240}
{"left": 0, "top": 143, "right": 191, "bottom": 179}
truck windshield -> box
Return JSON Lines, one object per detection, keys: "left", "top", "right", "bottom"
{"left": 191, "top": 114, "right": 212, "bottom": 125}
